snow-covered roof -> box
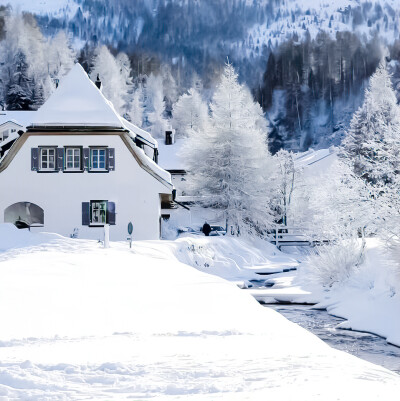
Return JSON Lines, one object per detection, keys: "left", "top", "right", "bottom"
{"left": 30, "top": 64, "right": 125, "bottom": 129}
{"left": 158, "top": 139, "right": 187, "bottom": 171}
{"left": 293, "top": 148, "right": 337, "bottom": 180}
{"left": 293, "top": 148, "right": 335, "bottom": 170}
{"left": 0, "top": 111, "right": 35, "bottom": 130}
{"left": 120, "top": 118, "right": 158, "bottom": 148}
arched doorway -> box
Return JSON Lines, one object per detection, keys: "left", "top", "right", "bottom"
{"left": 4, "top": 202, "right": 44, "bottom": 229}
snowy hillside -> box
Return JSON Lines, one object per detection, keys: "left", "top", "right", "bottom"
{"left": 2, "top": 0, "right": 400, "bottom": 150}
{"left": 5, "top": 0, "right": 400, "bottom": 49}
{"left": 247, "top": 0, "right": 400, "bottom": 50}
{"left": 0, "top": 0, "right": 79, "bottom": 18}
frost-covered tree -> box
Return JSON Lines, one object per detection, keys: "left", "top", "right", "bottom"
{"left": 0, "top": 14, "right": 75, "bottom": 109}
{"left": 291, "top": 155, "right": 375, "bottom": 240}
{"left": 143, "top": 73, "right": 168, "bottom": 138}
{"left": 129, "top": 83, "right": 144, "bottom": 127}
{"left": 342, "top": 61, "right": 400, "bottom": 185}
{"left": 161, "top": 64, "right": 178, "bottom": 117}
{"left": 183, "top": 63, "right": 274, "bottom": 235}
{"left": 172, "top": 88, "right": 209, "bottom": 138}
{"left": 91, "top": 46, "right": 131, "bottom": 114}
{"left": 271, "top": 149, "right": 295, "bottom": 226}
{"left": 47, "top": 31, "right": 76, "bottom": 81}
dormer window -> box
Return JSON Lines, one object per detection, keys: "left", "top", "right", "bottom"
{"left": 40, "top": 148, "right": 56, "bottom": 171}
{"left": 90, "top": 148, "right": 107, "bottom": 171}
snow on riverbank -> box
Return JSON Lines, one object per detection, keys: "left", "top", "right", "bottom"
{"left": 313, "top": 239, "right": 400, "bottom": 347}
{"left": 249, "top": 238, "right": 400, "bottom": 347}
{"left": 0, "top": 225, "right": 399, "bottom": 399}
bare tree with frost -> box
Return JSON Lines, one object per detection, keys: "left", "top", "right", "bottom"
{"left": 91, "top": 46, "right": 131, "bottom": 115}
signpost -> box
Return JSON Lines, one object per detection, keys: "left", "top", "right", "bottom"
{"left": 127, "top": 222, "right": 133, "bottom": 248}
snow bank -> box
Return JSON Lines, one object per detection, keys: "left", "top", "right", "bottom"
{"left": 132, "top": 235, "right": 298, "bottom": 283}
{"left": 313, "top": 239, "right": 400, "bottom": 346}
{"left": 276, "top": 239, "right": 400, "bottom": 347}
{"left": 0, "top": 229, "right": 399, "bottom": 399}
{"left": 0, "top": 223, "right": 62, "bottom": 253}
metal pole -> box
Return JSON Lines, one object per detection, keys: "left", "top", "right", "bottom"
{"left": 104, "top": 224, "right": 110, "bottom": 249}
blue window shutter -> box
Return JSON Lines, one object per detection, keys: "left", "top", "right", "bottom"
{"left": 56, "top": 148, "right": 64, "bottom": 171}
{"left": 107, "top": 148, "right": 115, "bottom": 171}
{"left": 83, "top": 148, "right": 90, "bottom": 171}
{"left": 31, "top": 148, "right": 39, "bottom": 171}
{"left": 107, "top": 202, "right": 116, "bottom": 225}
{"left": 82, "top": 202, "right": 90, "bottom": 226}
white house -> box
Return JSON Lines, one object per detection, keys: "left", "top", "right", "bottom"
{"left": 0, "top": 64, "right": 173, "bottom": 241}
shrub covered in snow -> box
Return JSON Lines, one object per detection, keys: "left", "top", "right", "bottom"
{"left": 299, "top": 239, "right": 365, "bottom": 288}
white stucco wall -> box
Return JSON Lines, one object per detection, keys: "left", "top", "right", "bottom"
{"left": 0, "top": 134, "right": 170, "bottom": 241}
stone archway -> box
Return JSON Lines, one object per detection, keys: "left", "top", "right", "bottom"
{"left": 4, "top": 202, "right": 44, "bottom": 229}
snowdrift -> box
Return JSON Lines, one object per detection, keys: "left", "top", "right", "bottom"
{"left": 0, "top": 223, "right": 63, "bottom": 253}
{"left": 131, "top": 235, "right": 298, "bottom": 283}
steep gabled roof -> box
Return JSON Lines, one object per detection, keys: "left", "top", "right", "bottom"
{"left": 30, "top": 64, "right": 125, "bottom": 129}
{"left": 2, "top": 64, "right": 172, "bottom": 191}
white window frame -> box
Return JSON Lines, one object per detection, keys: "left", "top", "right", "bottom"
{"left": 65, "top": 147, "right": 82, "bottom": 171}
{"left": 40, "top": 147, "right": 56, "bottom": 171}
{"left": 90, "top": 148, "right": 107, "bottom": 171}
{"left": 90, "top": 200, "right": 107, "bottom": 226}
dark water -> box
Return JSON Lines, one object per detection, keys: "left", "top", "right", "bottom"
{"left": 267, "top": 304, "right": 400, "bottom": 374}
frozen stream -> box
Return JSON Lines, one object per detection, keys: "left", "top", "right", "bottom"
{"left": 267, "top": 304, "right": 400, "bottom": 374}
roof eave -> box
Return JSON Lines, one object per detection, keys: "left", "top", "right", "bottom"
{"left": 27, "top": 125, "right": 128, "bottom": 133}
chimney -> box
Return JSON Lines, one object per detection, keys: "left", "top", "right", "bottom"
{"left": 95, "top": 74, "right": 102, "bottom": 90}
{"left": 165, "top": 129, "right": 175, "bottom": 145}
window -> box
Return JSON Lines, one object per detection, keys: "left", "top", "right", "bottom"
{"left": 82, "top": 201, "right": 116, "bottom": 226}
{"left": 40, "top": 148, "right": 56, "bottom": 171}
{"left": 90, "top": 148, "right": 107, "bottom": 170}
{"left": 65, "top": 147, "right": 81, "bottom": 170}
{"left": 11, "top": 129, "right": 16, "bottom": 133}
{"left": 2, "top": 130, "right": 8, "bottom": 140}
{"left": 90, "top": 201, "right": 107, "bottom": 225}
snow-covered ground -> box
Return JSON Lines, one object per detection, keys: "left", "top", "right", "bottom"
{"left": 0, "top": 224, "right": 399, "bottom": 400}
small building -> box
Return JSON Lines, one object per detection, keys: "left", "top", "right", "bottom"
{"left": 0, "top": 64, "right": 173, "bottom": 240}
{"left": 0, "top": 112, "right": 34, "bottom": 159}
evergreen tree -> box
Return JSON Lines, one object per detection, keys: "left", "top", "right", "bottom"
{"left": 183, "top": 63, "right": 274, "bottom": 235}
{"left": 342, "top": 61, "right": 400, "bottom": 185}
{"left": 6, "top": 51, "right": 33, "bottom": 110}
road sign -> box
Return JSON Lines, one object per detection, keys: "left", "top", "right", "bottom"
{"left": 128, "top": 222, "right": 133, "bottom": 235}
